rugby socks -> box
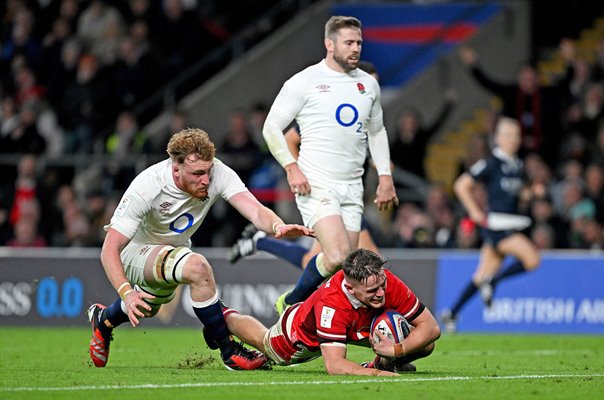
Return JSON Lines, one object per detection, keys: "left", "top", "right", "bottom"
{"left": 192, "top": 296, "right": 234, "bottom": 359}
{"left": 103, "top": 298, "right": 129, "bottom": 329}
{"left": 284, "top": 254, "right": 327, "bottom": 304}
{"left": 256, "top": 237, "right": 307, "bottom": 269}
{"left": 491, "top": 261, "right": 526, "bottom": 285}
{"left": 450, "top": 281, "right": 479, "bottom": 317}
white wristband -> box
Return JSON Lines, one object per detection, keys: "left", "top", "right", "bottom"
{"left": 272, "top": 221, "right": 284, "bottom": 234}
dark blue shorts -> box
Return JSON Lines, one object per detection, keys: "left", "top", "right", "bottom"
{"left": 479, "top": 228, "right": 515, "bottom": 247}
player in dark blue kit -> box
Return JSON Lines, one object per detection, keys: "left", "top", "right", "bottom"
{"left": 441, "top": 117, "right": 540, "bottom": 333}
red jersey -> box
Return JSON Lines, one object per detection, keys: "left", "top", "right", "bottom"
{"left": 285, "top": 269, "right": 423, "bottom": 356}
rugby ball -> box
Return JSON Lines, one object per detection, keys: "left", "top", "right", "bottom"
{"left": 370, "top": 310, "right": 410, "bottom": 344}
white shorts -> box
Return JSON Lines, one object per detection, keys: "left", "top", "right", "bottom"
{"left": 295, "top": 178, "right": 364, "bottom": 231}
{"left": 120, "top": 242, "right": 182, "bottom": 305}
{"left": 263, "top": 304, "right": 321, "bottom": 366}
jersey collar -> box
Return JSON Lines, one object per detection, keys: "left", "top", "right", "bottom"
{"left": 341, "top": 278, "right": 365, "bottom": 309}
{"left": 493, "top": 147, "right": 519, "bottom": 165}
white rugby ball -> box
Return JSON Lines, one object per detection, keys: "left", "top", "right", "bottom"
{"left": 370, "top": 310, "right": 410, "bottom": 344}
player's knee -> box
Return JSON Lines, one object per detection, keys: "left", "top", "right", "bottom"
{"left": 524, "top": 253, "right": 540, "bottom": 271}
{"left": 322, "top": 248, "right": 350, "bottom": 271}
{"left": 184, "top": 253, "right": 214, "bottom": 284}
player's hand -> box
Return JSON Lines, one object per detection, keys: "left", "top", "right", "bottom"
{"left": 374, "top": 176, "right": 399, "bottom": 211}
{"left": 370, "top": 330, "right": 397, "bottom": 359}
{"left": 468, "top": 209, "right": 487, "bottom": 226}
{"left": 274, "top": 223, "right": 315, "bottom": 239}
{"left": 123, "top": 289, "right": 156, "bottom": 327}
{"left": 285, "top": 163, "right": 311, "bottom": 196}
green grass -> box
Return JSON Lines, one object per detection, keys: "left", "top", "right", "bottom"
{"left": 1, "top": 327, "right": 603, "bottom": 400}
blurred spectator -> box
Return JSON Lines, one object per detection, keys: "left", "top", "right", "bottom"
{"left": 393, "top": 203, "right": 435, "bottom": 248}
{"left": 40, "top": 17, "right": 73, "bottom": 85}
{"left": 530, "top": 222, "right": 556, "bottom": 250}
{"left": 105, "top": 111, "right": 150, "bottom": 158}
{"left": 459, "top": 46, "right": 563, "bottom": 166}
{"left": 564, "top": 82, "right": 604, "bottom": 143}
{"left": 155, "top": 0, "right": 218, "bottom": 81}
{"left": 6, "top": 154, "right": 39, "bottom": 227}
{"left": 550, "top": 159, "right": 584, "bottom": 214}
{"left": 111, "top": 34, "right": 156, "bottom": 109}
{"left": 0, "top": 6, "right": 43, "bottom": 73}
{"left": 580, "top": 219, "right": 604, "bottom": 250}
{"left": 589, "top": 125, "right": 604, "bottom": 166}
{"left": 456, "top": 133, "right": 489, "bottom": 177}
{"left": 560, "top": 179, "right": 596, "bottom": 228}
{"left": 7, "top": 215, "right": 47, "bottom": 247}
{"left": 453, "top": 217, "right": 481, "bottom": 249}
{"left": 82, "top": 190, "right": 108, "bottom": 247}
{"left": 219, "top": 108, "right": 261, "bottom": 244}
{"left": 152, "top": 107, "right": 188, "bottom": 154}
{"left": 0, "top": 96, "right": 20, "bottom": 138}
{"left": 62, "top": 199, "right": 91, "bottom": 247}
{"left": 58, "top": 53, "right": 115, "bottom": 153}
{"left": 12, "top": 66, "right": 45, "bottom": 108}
{"left": 524, "top": 152, "right": 553, "bottom": 199}
{"left": 425, "top": 184, "right": 455, "bottom": 247}
{"left": 76, "top": 0, "right": 125, "bottom": 60}
{"left": 45, "top": 38, "right": 81, "bottom": 108}
{"left": 584, "top": 163, "right": 604, "bottom": 223}
{"left": 529, "top": 196, "right": 570, "bottom": 248}
{"left": 0, "top": 101, "right": 46, "bottom": 155}
{"left": 221, "top": 109, "right": 261, "bottom": 184}
{"left": 390, "top": 88, "right": 456, "bottom": 181}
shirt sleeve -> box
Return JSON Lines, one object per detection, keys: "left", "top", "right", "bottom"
{"left": 367, "top": 82, "right": 392, "bottom": 176}
{"left": 213, "top": 159, "right": 248, "bottom": 201}
{"left": 314, "top": 302, "right": 349, "bottom": 345}
{"left": 105, "top": 181, "right": 154, "bottom": 239}
{"left": 262, "top": 78, "right": 306, "bottom": 168}
{"left": 469, "top": 157, "right": 494, "bottom": 183}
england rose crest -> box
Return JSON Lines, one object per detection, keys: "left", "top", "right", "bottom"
{"left": 357, "top": 82, "right": 366, "bottom": 94}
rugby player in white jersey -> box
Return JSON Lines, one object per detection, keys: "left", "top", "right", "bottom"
{"left": 87, "top": 128, "right": 314, "bottom": 370}
{"left": 262, "top": 16, "right": 398, "bottom": 314}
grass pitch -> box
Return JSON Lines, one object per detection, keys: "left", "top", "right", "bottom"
{"left": 0, "top": 327, "right": 602, "bottom": 400}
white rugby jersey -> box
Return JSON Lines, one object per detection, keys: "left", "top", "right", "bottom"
{"left": 267, "top": 59, "right": 386, "bottom": 183}
{"left": 105, "top": 158, "right": 247, "bottom": 247}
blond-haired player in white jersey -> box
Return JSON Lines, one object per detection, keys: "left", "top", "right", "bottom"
{"left": 262, "top": 16, "right": 398, "bottom": 314}
{"left": 87, "top": 128, "right": 314, "bottom": 371}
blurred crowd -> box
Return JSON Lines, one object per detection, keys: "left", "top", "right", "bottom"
{"left": 1, "top": 1, "right": 604, "bottom": 251}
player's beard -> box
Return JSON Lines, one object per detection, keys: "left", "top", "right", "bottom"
{"left": 333, "top": 51, "right": 359, "bottom": 72}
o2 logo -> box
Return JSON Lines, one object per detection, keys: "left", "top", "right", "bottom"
{"left": 36, "top": 277, "right": 83, "bottom": 318}
{"left": 335, "top": 103, "right": 363, "bottom": 133}
{"left": 170, "top": 212, "right": 194, "bottom": 233}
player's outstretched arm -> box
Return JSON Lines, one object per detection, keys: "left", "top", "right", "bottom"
{"left": 228, "top": 191, "right": 315, "bottom": 239}
{"left": 320, "top": 343, "right": 398, "bottom": 376}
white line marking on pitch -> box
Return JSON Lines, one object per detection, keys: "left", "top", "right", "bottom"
{"left": 2, "top": 373, "right": 603, "bottom": 392}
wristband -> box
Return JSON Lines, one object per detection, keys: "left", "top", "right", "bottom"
{"left": 118, "top": 282, "right": 133, "bottom": 300}
{"left": 394, "top": 342, "right": 406, "bottom": 358}
{"left": 272, "top": 221, "right": 284, "bottom": 234}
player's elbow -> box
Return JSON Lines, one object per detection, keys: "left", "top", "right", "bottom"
{"left": 430, "top": 322, "right": 442, "bottom": 343}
